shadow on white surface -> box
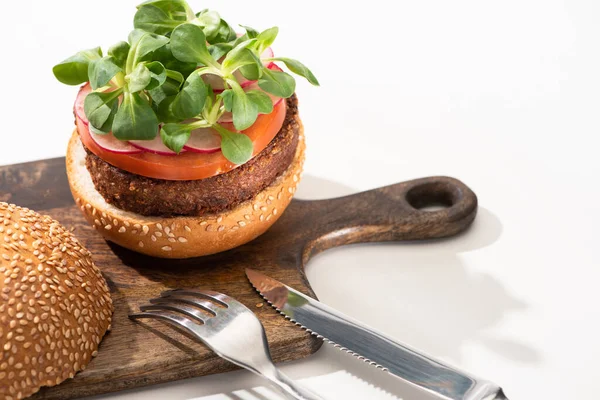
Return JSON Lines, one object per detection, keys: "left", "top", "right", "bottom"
{"left": 193, "top": 370, "right": 401, "bottom": 400}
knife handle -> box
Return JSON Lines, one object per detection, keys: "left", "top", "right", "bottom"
{"left": 298, "top": 176, "right": 477, "bottom": 259}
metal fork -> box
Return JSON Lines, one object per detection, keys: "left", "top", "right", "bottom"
{"left": 130, "top": 289, "right": 324, "bottom": 400}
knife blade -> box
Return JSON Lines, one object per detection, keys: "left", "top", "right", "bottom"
{"left": 246, "top": 269, "right": 508, "bottom": 400}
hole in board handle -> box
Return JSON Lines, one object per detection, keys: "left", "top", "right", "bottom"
{"left": 405, "top": 181, "right": 460, "bottom": 212}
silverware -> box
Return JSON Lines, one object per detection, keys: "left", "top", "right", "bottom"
{"left": 130, "top": 289, "right": 324, "bottom": 400}
{"left": 246, "top": 269, "right": 509, "bottom": 400}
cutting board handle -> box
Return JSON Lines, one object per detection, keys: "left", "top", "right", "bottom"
{"left": 298, "top": 176, "right": 477, "bottom": 260}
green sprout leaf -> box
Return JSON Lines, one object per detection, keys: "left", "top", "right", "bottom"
{"left": 152, "top": 44, "right": 196, "bottom": 78}
{"left": 240, "top": 25, "right": 259, "bottom": 39}
{"left": 214, "top": 124, "right": 253, "bottom": 165}
{"left": 256, "top": 27, "right": 278, "bottom": 54}
{"left": 134, "top": 5, "right": 183, "bottom": 35}
{"left": 195, "top": 10, "right": 236, "bottom": 44}
{"left": 113, "top": 92, "right": 159, "bottom": 140}
{"left": 160, "top": 123, "right": 191, "bottom": 153}
{"left": 108, "top": 41, "right": 130, "bottom": 69}
{"left": 126, "top": 30, "right": 169, "bottom": 73}
{"left": 88, "top": 56, "right": 121, "bottom": 90}
{"left": 127, "top": 63, "right": 152, "bottom": 93}
{"left": 52, "top": 47, "right": 102, "bottom": 85}
{"left": 246, "top": 90, "right": 273, "bottom": 114}
{"left": 231, "top": 85, "right": 258, "bottom": 131}
{"left": 170, "top": 72, "right": 208, "bottom": 120}
{"left": 258, "top": 68, "right": 296, "bottom": 98}
{"left": 170, "top": 23, "right": 214, "bottom": 66}
{"left": 84, "top": 89, "right": 123, "bottom": 133}
{"left": 222, "top": 39, "right": 260, "bottom": 74}
{"left": 221, "top": 89, "right": 233, "bottom": 112}
{"left": 269, "top": 57, "right": 319, "bottom": 86}
{"left": 149, "top": 69, "right": 183, "bottom": 105}
{"left": 208, "top": 43, "right": 233, "bottom": 61}
{"left": 145, "top": 61, "right": 166, "bottom": 90}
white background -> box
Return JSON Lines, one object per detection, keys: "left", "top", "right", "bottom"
{"left": 2, "top": 0, "right": 599, "bottom": 399}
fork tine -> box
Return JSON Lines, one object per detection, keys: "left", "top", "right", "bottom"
{"left": 161, "top": 289, "right": 229, "bottom": 307}
{"left": 140, "top": 302, "right": 208, "bottom": 323}
{"left": 130, "top": 310, "right": 188, "bottom": 325}
{"left": 151, "top": 295, "right": 220, "bottom": 316}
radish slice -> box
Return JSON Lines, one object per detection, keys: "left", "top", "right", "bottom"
{"left": 261, "top": 47, "right": 274, "bottom": 63}
{"left": 90, "top": 132, "right": 142, "bottom": 154}
{"left": 183, "top": 127, "right": 221, "bottom": 153}
{"left": 129, "top": 134, "right": 181, "bottom": 156}
{"left": 74, "top": 83, "right": 91, "bottom": 124}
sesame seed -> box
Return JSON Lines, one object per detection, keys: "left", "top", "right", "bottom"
{"left": 238, "top": 221, "right": 246, "bottom": 227}
{"left": 244, "top": 215, "right": 251, "bottom": 220}
{"left": 151, "top": 235, "right": 157, "bottom": 242}
{"left": 142, "top": 226, "right": 149, "bottom": 235}
{"left": 104, "top": 225, "right": 112, "bottom": 230}
{"left": 156, "top": 223, "right": 163, "bottom": 231}
{"left": 178, "top": 237, "right": 188, "bottom": 243}
{"left": 218, "top": 226, "right": 225, "bottom": 232}
{"left": 118, "top": 227, "right": 126, "bottom": 233}
{"left": 138, "top": 241, "right": 144, "bottom": 248}
{"left": 184, "top": 226, "right": 191, "bottom": 232}
{"left": 161, "top": 246, "right": 172, "bottom": 251}
{"left": 205, "top": 224, "right": 215, "bottom": 232}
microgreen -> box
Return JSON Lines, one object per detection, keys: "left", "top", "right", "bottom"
{"left": 53, "top": 0, "right": 319, "bottom": 165}
{"left": 214, "top": 124, "right": 253, "bottom": 165}
{"left": 113, "top": 92, "right": 159, "bottom": 140}
{"left": 88, "top": 56, "right": 121, "bottom": 90}
{"left": 170, "top": 72, "right": 208, "bottom": 120}
{"left": 53, "top": 47, "right": 102, "bottom": 85}
{"left": 108, "top": 41, "right": 130, "bottom": 69}
{"left": 258, "top": 68, "right": 296, "bottom": 98}
{"left": 160, "top": 123, "right": 192, "bottom": 153}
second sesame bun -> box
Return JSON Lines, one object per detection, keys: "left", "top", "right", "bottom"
{"left": 0, "top": 202, "right": 113, "bottom": 399}
{"left": 65, "top": 123, "right": 305, "bottom": 259}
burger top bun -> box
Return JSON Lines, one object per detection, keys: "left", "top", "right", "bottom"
{"left": 0, "top": 202, "right": 113, "bottom": 400}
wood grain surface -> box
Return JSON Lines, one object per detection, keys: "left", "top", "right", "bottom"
{"left": 0, "top": 157, "right": 478, "bottom": 399}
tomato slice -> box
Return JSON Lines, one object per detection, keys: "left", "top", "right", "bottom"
{"left": 75, "top": 87, "right": 287, "bottom": 181}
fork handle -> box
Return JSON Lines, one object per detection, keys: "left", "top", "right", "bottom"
{"left": 260, "top": 367, "right": 325, "bottom": 400}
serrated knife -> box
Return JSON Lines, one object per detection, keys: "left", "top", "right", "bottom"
{"left": 246, "top": 269, "right": 508, "bottom": 400}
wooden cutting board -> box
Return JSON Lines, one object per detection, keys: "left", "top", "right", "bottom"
{"left": 0, "top": 158, "right": 477, "bottom": 399}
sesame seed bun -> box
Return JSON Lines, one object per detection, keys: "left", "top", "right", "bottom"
{"left": 65, "top": 118, "right": 305, "bottom": 259}
{"left": 0, "top": 202, "right": 113, "bottom": 399}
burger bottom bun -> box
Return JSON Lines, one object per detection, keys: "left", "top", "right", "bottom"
{"left": 65, "top": 120, "right": 305, "bottom": 259}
